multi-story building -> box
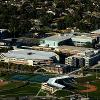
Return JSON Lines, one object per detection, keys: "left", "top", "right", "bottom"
{"left": 45, "top": 65, "right": 63, "bottom": 74}
{"left": 44, "top": 64, "right": 75, "bottom": 74}
{"left": 41, "top": 83, "right": 58, "bottom": 94}
{"left": 0, "top": 49, "right": 59, "bottom": 66}
{"left": 71, "top": 35, "right": 96, "bottom": 47}
{"left": 65, "top": 50, "right": 100, "bottom": 67}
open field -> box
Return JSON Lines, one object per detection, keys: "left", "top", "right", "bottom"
{"left": 1, "top": 71, "right": 100, "bottom": 99}
{"left": 0, "top": 72, "right": 74, "bottom": 99}
{"left": 54, "top": 90, "right": 73, "bottom": 98}
{"left": 76, "top": 72, "right": 100, "bottom": 99}
{"left": 0, "top": 81, "right": 42, "bottom": 97}
{"left": 0, "top": 72, "right": 51, "bottom": 97}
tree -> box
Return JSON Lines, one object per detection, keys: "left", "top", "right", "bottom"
{"left": 8, "top": 16, "right": 19, "bottom": 37}
{"left": 84, "top": 42, "right": 92, "bottom": 48}
{"left": 64, "top": 15, "right": 74, "bottom": 27}
{"left": 18, "top": 20, "right": 32, "bottom": 36}
{"left": 57, "top": 19, "right": 66, "bottom": 30}
{"left": 20, "top": 1, "right": 36, "bottom": 19}
{"left": 39, "top": 13, "right": 54, "bottom": 26}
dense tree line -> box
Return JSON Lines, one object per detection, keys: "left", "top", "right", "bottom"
{"left": 0, "top": 47, "right": 13, "bottom": 53}
{"left": 0, "top": 0, "right": 100, "bottom": 37}
{"left": 0, "top": 62, "right": 39, "bottom": 73}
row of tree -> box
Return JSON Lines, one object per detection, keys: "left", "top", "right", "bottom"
{"left": 0, "top": 0, "right": 100, "bottom": 37}
{"left": 0, "top": 47, "right": 13, "bottom": 53}
{"left": 0, "top": 62, "right": 40, "bottom": 73}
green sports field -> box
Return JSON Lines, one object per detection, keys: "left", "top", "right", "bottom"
{"left": 0, "top": 72, "right": 50, "bottom": 97}
{"left": 1, "top": 71, "right": 100, "bottom": 99}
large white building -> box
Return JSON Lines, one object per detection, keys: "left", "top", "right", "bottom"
{"left": 0, "top": 49, "right": 59, "bottom": 66}
{"left": 71, "top": 35, "right": 96, "bottom": 47}
{"left": 40, "top": 33, "right": 96, "bottom": 47}
{"left": 40, "top": 34, "right": 73, "bottom": 47}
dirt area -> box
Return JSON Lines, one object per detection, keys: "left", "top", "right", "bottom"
{"left": 80, "top": 84, "right": 97, "bottom": 93}
{"left": 0, "top": 80, "right": 8, "bottom": 86}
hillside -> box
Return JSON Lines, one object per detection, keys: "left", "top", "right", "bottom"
{"left": 0, "top": 0, "right": 100, "bottom": 37}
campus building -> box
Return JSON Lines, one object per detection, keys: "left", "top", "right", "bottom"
{"left": 41, "top": 83, "right": 58, "bottom": 94}
{"left": 40, "top": 34, "right": 73, "bottom": 47}
{"left": 40, "top": 32, "right": 96, "bottom": 47}
{"left": 0, "top": 49, "right": 59, "bottom": 66}
{"left": 71, "top": 35, "right": 96, "bottom": 47}
{"left": 44, "top": 65, "right": 63, "bottom": 74}
{"left": 44, "top": 64, "right": 76, "bottom": 74}
{"left": 57, "top": 45, "right": 93, "bottom": 56}
{"left": 41, "top": 75, "right": 75, "bottom": 93}
{"left": 91, "top": 29, "right": 100, "bottom": 43}
{"left": 65, "top": 50, "right": 100, "bottom": 67}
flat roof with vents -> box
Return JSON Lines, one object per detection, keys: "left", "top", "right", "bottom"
{"left": 43, "top": 34, "right": 73, "bottom": 42}
{"left": 91, "top": 29, "right": 100, "bottom": 34}
{"left": 2, "top": 49, "right": 57, "bottom": 60}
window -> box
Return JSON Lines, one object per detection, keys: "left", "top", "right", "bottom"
{"left": 54, "top": 42, "right": 55, "bottom": 46}
{"left": 19, "top": 59, "right": 24, "bottom": 61}
{"left": 41, "top": 40, "right": 45, "bottom": 44}
{"left": 1, "top": 60, "right": 4, "bottom": 61}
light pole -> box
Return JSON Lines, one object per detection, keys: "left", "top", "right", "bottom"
{"left": 86, "top": 81, "right": 89, "bottom": 99}
{"left": 96, "top": 68, "right": 98, "bottom": 79}
{"left": 8, "top": 62, "right": 9, "bottom": 71}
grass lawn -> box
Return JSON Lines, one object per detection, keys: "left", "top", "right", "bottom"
{"left": 38, "top": 91, "right": 46, "bottom": 96}
{"left": 0, "top": 72, "right": 43, "bottom": 97}
{"left": 1, "top": 71, "right": 100, "bottom": 99}
{"left": 76, "top": 85, "right": 87, "bottom": 90}
{"left": 81, "top": 80, "right": 100, "bottom": 99}
{"left": 0, "top": 81, "right": 23, "bottom": 90}
{"left": 54, "top": 90, "right": 73, "bottom": 98}
{"left": 0, "top": 72, "right": 55, "bottom": 97}
{"left": 0, "top": 82, "right": 41, "bottom": 97}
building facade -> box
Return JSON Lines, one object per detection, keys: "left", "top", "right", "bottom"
{"left": 71, "top": 35, "right": 96, "bottom": 47}
{"left": 0, "top": 49, "right": 59, "bottom": 66}
{"left": 40, "top": 34, "right": 72, "bottom": 47}
{"left": 65, "top": 50, "right": 100, "bottom": 67}
{"left": 41, "top": 83, "right": 58, "bottom": 94}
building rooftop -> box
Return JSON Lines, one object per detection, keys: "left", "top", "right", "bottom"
{"left": 71, "top": 49, "right": 100, "bottom": 58}
{"left": 47, "top": 76, "right": 69, "bottom": 88}
{"left": 2, "top": 49, "right": 57, "bottom": 60}
{"left": 91, "top": 29, "right": 100, "bottom": 34}
{"left": 57, "top": 46, "right": 93, "bottom": 53}
{"left": 72, "top": 35, "right": 95, "bottom": 39}
{"left": 43, "top": 34, "right": 73, "bottom": 42}
{"left": 0, "top": 29, "right": 7, "bottom": 32}
{"left": 47, "top": 75, "right": 74, "bottom": 89}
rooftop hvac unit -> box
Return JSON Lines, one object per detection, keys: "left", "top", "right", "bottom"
{"left": 27, "top": 52, "right": 34, "bottom": 55}
{"left": 71, "top": 29, "right": 74, "bottom": 32}
{"left": 45, "top": 44, "right": 49, "bottom": 47}
{"left": 85, "top": 50, "right": 94, "bottom": 57}
{"left": 58, "top": 34, "right": 64, "bottom": 36}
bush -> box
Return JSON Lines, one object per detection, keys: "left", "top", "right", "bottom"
{"left": 84, "top": 42, "right": 92, "bottom": 48}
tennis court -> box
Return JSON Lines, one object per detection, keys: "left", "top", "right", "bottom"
{"left": 10, "top": 74, "right": 53, "bottom": 83}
